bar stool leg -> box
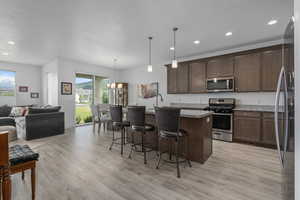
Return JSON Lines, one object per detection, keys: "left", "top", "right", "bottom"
{"left": 142, "top": 131, "right": 146, "bottom": 164}
{"left": 156, "top": 137, "right": 162, "bottom": 169}
{"left": 109, "top": 127, "right": 115, "bottom": 150}
{"left": 121, "top": 128, "right": 124, "bottom": 155}
{"left": 22, "top": 171, "right": 25, "bottom": 180}
{"left": 128, "top": 131, "right": 135, "bottom": 159}
{"left": 169, "top": 139, "right": 172, "bottom": 161}
{"left": 175, "top": 139, "right": 180, "bottom": 178}
{"left": 186, "top": 136, "right": 192, "bottom": 167}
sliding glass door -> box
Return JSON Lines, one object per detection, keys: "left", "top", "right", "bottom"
{"left": 75, "top": 73, "right": 109, "bottom": 125}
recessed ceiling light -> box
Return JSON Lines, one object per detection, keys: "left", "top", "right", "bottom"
{"left": 268, "top": 19, "right": 277, "bottom": 25}
{"left": 2, "top": 52, "right": 9, "bottom": 56}
{"left": 8, "top": 41, "right": 15, "bottom": 45}
{"left": 194, "top": 40, "right": 200, "bottom": 44}
{"left": 225, "top": 32, "right": 233, "bottom": 36}
{"left": 170, "top": 46, "right": 175, "bottom": 50}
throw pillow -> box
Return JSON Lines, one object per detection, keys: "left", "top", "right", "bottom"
{"left": 10, "top": 107, "right": 24, "bottom": 117}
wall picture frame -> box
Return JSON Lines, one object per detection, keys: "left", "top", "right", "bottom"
{"left": 30, "top": 92, "right": 39, "bottom": 99}
{"left": 61, "top": 82, "right": 72, "bottom": 95}
{"left": 19, "top": 86, "right": 28, "bottom": 93}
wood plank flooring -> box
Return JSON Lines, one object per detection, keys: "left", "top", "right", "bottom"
{"left": 10, "top": 125, "right": 284, "bottom": 200}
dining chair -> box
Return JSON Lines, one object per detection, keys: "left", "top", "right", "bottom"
{"left": 97, "top": 104, "right": 111, "bottom": 133}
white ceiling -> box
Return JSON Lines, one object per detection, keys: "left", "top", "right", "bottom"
{"left": 0, "top": 0, "right": 293, "bottom": 68}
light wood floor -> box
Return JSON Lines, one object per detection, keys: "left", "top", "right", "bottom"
{"left": 11, "top": 125, "right": 284, "bottom": 200}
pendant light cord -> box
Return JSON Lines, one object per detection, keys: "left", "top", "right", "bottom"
{"left": 148, "top": 37, "right": 152, "bottom": 66}
{"left": 173, "top": 27, "right": 178, "bottom": 60}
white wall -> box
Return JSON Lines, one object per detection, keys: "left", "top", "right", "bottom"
{"left": 41, "top": 59, "right": 59, "bottom": 105}
{"left": 294, "top": 0, "right": 299, "bottom": 198}
{"left": 0, "top": 61, "right": 41, "bottom": 106}
{"left": 56, "top": 58, "right": 118, "bottom": 129}
{"left": 119, "top": 41, "right": 282, "bottom": 108}
{"left": 120, "top": 65, "right": 276, "bottom": 107}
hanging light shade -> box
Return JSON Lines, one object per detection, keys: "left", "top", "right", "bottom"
{"left": 147, "top": 36, "right": 153, "bottom": 72}
{"left": 117, "top": 83, "right": 123, "bottom": 89}
{"left": 172, "top": 27, "right": 178, "bottom": 68}
{"left": 111, "top": 82, "right": 116, "bottom": 89}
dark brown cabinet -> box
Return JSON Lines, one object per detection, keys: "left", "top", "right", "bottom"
{"left": 234, "top": 111, "right": 280, "bottom": 148}
{"left": 207, "top": 57, "right": 234, "bottom": 78}
{"left": 189, "top": 61, "right": 206, "bottom": 93}
{"left": 167, "top": 65, "right": 177, "bottom": 94}
{"left": 234, "top": 111, "right": 261, "bottom": 143}
{"left": 167, "top": 63, "right": 189, "bottom": 94}
{"left": 261, "top": 112, "right": 277, "bottom": 145}
{"left": 234, "top": 53, "right": 261, "bottom": 92}
{"left": 176, "top": 62, "right": 189, "bottom": 93}
{"left": 166, "top": 45, "right": 282, "bottom": 94}
{"left": 261, "top": 49, "right": 282, "bottom": 91}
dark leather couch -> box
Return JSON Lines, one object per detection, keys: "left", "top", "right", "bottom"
{"left": 16, "top": 106, "right": 65, "bottom": 140}
{"left": 25, "top": 112, "right": 65, "bottom": 140}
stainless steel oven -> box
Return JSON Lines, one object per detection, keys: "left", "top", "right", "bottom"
{"left": 212, "top": 113, "right": 233, "bottom": 141}
{"left": 204, "top": 98, "right": 235, "bottom": 142}
{"left": 206, "top": 77, "right": 234, "bottom": 92}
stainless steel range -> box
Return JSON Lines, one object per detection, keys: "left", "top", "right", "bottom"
{"left": 204, "top": 98, "right": 235, "bottom": 142}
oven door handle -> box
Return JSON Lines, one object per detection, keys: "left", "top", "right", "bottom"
{"left": 212, "top": 113, "right": 232, "bottom": 116}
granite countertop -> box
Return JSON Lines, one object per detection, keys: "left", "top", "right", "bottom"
{"left": 169, "top": 103, "right": 208, "bottom": 110}
{"left": 233, "top": 105, "right": 276, "bottom": 112}
{"left": 169, "top": 103, "right": 279, "bottom": 112}
{"left": 146, "top": 108, "right": 213, "bottom": 119}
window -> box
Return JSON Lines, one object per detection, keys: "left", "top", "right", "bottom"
{"left": 0, "top": 70, "right": 16, "bottom": 96}
{"left": 75, "top": 73, "right": 109, "bottom": 125}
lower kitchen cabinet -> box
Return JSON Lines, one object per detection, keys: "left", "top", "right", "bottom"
{"left": 261, "top": 113, "right": 277, "bottom": 145}
{"left": 234, "top": 111, "right": 261, "bottom": 143}
{"left": 234, "top": 111, "right": 279, "bottom": 148}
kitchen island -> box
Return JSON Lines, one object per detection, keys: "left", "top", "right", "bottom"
{"left": 128, "top": 109, "right": 213, "bottom": 164}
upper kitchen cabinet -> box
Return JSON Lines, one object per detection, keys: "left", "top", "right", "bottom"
{"left": 167, "top": 62, "right": 189, "bottom": 94}
{"left": 176, "top": 62, "right": 189, "bottom": 93}
{"left": 167, "top": 65, "right": 177, "bottom": 94}
{"left": 206, "top": 57, "right": 234, "bottom": 78}
{"left": 261, "top": 48, "right": 282, "bottom": 91}
{"left": 189, "top": 61, "right": 206, "bottom": 93}
{"left": 234, "top": 53, "right": 261, "bottom": 92}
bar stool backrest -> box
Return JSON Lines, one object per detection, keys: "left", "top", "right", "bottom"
{"left": 110, "top": 105, "right": 123, "bottom": 123}
{"left": 127, "top": 106, "right": 146, "bottom": 126}
{"left": 155, "top": 107, "right": 181, "bottom": 133}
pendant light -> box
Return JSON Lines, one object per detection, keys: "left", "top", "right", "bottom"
{"left": 111, "top": 58, "right": 117, "bottom": 89}
{"left": 172, "top": 27, "right": 178, "bottom": 68}
{"left": 107, "top": 59, "right": 118, "bottom": 89}
{"left": 147, "top": 36, "right": 153, "bottom": 72}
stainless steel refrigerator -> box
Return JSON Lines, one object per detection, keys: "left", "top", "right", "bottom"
{"left": 274, "top": 18, "right": 294, "bottom": 200}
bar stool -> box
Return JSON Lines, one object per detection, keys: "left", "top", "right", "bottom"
{"left": 109, "top": 105, "right": 130, "bottom": 155}
{"left": 127, "top": 106, "right": 154, "bottom": 164}
{"left": 154, "top": 107, "right": 191, "bottom": 178}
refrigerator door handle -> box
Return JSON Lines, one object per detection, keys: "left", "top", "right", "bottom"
{"left": 274, "top": 67, "right": 284, "bottom": 168}
{"left": 283, "top": 68, "right": 289, "bottom": 163}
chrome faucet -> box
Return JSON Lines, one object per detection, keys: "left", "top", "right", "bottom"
{"left": 155, "top": 93, "right": 164, "bottom": 106}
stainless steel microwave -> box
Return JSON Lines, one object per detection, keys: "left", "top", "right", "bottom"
{"left": 206, "top": 77, "right": 234, "bottom": 92}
